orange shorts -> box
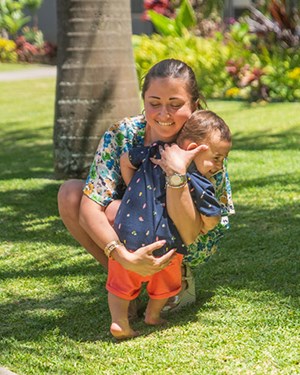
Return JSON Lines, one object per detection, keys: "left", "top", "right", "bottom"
{"left": 106, "top": 253, "right": 183, "bottom": 301}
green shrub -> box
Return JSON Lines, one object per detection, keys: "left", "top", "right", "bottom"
{"left": 0, "top": 37, "right": 17, "bottom": 62}
{"left": 133, "top": 27, "right": 300, "bottom": 102}
{"left": 133, "top": 33, "right": 232, "bottom": 99}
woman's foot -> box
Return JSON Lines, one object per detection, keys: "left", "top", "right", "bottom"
{"left": 110, "top": 321, "right": 139, "bottom": 340}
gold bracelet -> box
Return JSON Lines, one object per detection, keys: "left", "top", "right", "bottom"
{"left": 103, "top": 240, "right": 123, "bottom": 258}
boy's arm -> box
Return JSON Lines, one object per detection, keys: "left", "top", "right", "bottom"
{"left": 120, "top": 152, "right": 137, "bottom": 186}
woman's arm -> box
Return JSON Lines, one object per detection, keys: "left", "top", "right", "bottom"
{"left": 79, "top": 195, "right": 175, "bottom": 276}
{"left": 151, "top": 143, "right": 220, "bottom": 245}
{"left": 166, "top": 185, "right": 220, "bottom": 245}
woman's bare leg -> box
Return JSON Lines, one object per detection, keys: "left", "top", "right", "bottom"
{"left": 57, "top": 179, "right": 108, "bottom": 269}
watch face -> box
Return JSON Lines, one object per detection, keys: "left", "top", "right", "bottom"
{"left": 170, "top": 174, "right": 183, "bottom": 185}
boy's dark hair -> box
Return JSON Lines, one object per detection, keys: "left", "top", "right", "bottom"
{"left": 177, "top": 110, "right": 232, "bottom": 145}
{"left": 141, "top": 59, "right": 206, "bottom": 109}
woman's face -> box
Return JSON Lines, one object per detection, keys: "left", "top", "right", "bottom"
{"left": 144, "top": 77, "right": 196, "bottom": 143}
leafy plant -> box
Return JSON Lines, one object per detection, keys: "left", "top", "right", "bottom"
{"left": 21, "top": 0, "right": 43, "bottom": 12}
{"left": 0, "top": 0, "right": 44, "bottom": 38}
{"left": 133, "top": 20, "right": 300, "bottom": 103}
{"left": 22, "top": 26, "right": 44, "bottom": 48}
{"left": 246, "top": 0, "right": 300, "bottom": 48}
{"left": 15, "top": 35, "right": 39, "bottom": 62}
{"left": 146, "top": 0, "right": 196, "bottom": 36}
{"left": 0, "top": 1, "right": 31, "bottom": 37}
{"left": 143, "top": 0, "right": 175, "bottom": 20}
{"left": 133, "top": 33, "right": 230, "bottom": 99}
{"left": 0, "top": 37, "right": 17, "bottom": 62}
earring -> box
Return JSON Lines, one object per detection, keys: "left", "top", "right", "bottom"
{"left": 142, "top": 108, "right": 145, "bottom": 116}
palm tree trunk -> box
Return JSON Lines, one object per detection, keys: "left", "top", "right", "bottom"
{"left": 53, "top": 0, "right": 141, "bottom": 179}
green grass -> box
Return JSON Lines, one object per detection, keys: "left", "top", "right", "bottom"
{"left": 0, "top": 78, "right": 300, "bottom": 375}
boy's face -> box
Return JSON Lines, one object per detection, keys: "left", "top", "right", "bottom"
{"left": 193, "top": 132, "right": 231, "bottom": 177}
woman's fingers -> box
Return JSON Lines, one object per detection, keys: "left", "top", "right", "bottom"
{"left": 193, "top": 144, "right": 208, "bottom": 154}
{"left": 133, "top": 241, "right": 176, "bottom": 276}
{"left": 136, "top": 240, "right": 166, "bottom": 256}
{"left": 155, "top": 248, "right": 176, "bottom": 268}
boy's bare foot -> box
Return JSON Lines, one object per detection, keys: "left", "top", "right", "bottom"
{"left": 110, "top": 322, "right": 139, "bottom": 340}
{"left": 144, "top": 315, "right": 168, "bottom": 326}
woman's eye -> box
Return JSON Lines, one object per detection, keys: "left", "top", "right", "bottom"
{"left": 170, "top": 103, "right": 182, "bottom": 108}
{"left": 150, "top": 103, "right": 160, "bottom": 107}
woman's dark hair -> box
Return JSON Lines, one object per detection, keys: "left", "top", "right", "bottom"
{"left": 176, "top": 110, "right": 232, "bottom": 145}
{"left": 141, "top": 59, "right": 206, "bottom": 109}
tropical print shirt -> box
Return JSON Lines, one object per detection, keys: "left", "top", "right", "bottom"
{"left": 83, "top": 115, "right": 235, "bottom": 267}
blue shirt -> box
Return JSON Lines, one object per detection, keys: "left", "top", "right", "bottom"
{"left": 113, "top": 142, "right": 221, "bottom": 257}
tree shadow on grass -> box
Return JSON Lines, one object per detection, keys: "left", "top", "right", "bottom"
{"left": 0, "top": 125, "right": 55, "bottom": 181}
{"left": 198, "top": 200, "right": 300, "bottom": 304}
{"left": 0, "top": 281, "right": 112, "bottom": 344}
{"left": 232, "top": 125, "right": 300, "bottom": 151}
{"left": 231, "top": 171, "right": 300, "bottom": 193}
{"left": 0, "top": 181, "right": 76, "bottom": 247}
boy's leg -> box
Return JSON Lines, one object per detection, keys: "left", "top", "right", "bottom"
{"left": 108, "top": 292, "right": 139, "bottom": 339}
{"left": 144, "top": 297, "right": 168, "bottom": 325}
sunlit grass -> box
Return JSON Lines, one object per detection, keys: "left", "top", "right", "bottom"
{"left": 0, "top": 77, "right": 300, "bottom": 374}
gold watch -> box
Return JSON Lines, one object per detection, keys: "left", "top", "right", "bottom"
{"left": 165, "top": 173, "right": 187, "bottom": 188}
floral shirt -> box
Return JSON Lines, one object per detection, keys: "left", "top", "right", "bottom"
{"left": 83, "top": 115, "right": 235, "bottom": 268}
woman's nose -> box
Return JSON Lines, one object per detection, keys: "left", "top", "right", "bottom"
{"left": 159, "top": 106, "right": 170, "bottom": 118}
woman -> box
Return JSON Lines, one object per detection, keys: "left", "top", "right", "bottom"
{"left": 57, "top": 59, "right": 234, "bottom": 313}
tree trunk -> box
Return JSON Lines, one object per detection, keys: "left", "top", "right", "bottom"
{"left": 53, "top": 0, "right": 141, "bottom": 179}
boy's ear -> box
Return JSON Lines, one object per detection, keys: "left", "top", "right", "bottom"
{"left": 186, "top": 142, "right": 200, "bottom": 150}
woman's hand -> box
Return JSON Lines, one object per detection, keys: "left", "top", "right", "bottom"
{"left": 151, "top": 143, "right": 208, "bottom": 176}
{"left": 114, "top": 240, "right": 176, "bottom": 277}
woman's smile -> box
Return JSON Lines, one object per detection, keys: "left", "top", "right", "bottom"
{"left": 156, "top": 120, "right": 175, "bottom": 127}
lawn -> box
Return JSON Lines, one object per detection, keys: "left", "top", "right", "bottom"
{"left": 0, "top": 76, "right": 300, "bottom": 375}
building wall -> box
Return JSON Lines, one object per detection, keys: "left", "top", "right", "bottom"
{"left": 36, "top": 0, "right": 57, "bottom": 43}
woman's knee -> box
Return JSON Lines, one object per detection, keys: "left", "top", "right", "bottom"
{"left": 58, "top": 179, "right": 84, "bottom": 215}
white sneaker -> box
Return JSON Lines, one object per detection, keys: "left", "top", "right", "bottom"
{"left": 162, "top": 264, "right": 196, "bottom": 313}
